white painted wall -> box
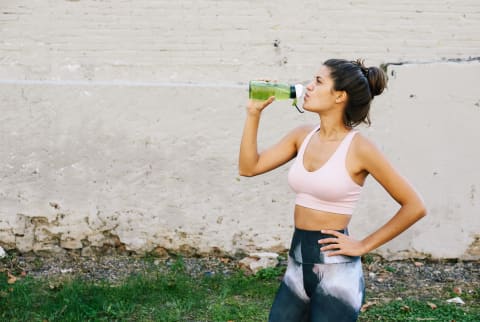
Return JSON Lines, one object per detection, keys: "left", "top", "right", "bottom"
{"left": 1, "top": 0, "right": 479, "bottom": 259}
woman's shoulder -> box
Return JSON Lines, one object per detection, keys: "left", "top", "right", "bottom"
{"left": 285, "top": 124, "right": 317, "bottom": 150}
{"left": 351, "top": 131, "right": 385, "bottom": 162}
{"left": 293, "top": 123, "right": 316, "bottom": 140}
{"left": 294, "top": 124, "right": 317, "bottom": 135}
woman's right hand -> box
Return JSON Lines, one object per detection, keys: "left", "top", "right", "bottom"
{"left": 246, "top": 96, "right": 275, "bottom": 116}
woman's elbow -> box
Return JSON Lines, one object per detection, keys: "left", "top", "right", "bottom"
{"left": 403, "top": 198, "right": 427, "bottom": 221}
{"left": 239, "top": 170, "right": 253, "bottom": 177}
{"left": 415, "top": 200, "right": 428, "bottom": 219}
{"left": 238, "top": 168, "right": 256, "bottom": 177}
{"left": 419, "top": 205, "right": 427, "bottom": 218}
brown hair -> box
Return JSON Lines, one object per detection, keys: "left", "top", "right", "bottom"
{"left": 323, "top": 59, "right": 387, "bottom": 127}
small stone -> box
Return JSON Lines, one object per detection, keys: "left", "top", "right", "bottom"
{"left": 427, "top": 302, "right": 437, "bottom": 310}
{"left": 152, "top": 246, "right": 169, "bottom": 258}
{"left": 61, "top": 239, "right": 83, "bottom": 250}
{"left": 238, "top": 257, "right": 257, "bottom": 273}
{"left": 7, "top": 272, "right": 17, "bottom": 284}
{"left": 360, "top": 301, "right": 376, "bottom": 312}
{"left": 446, "top": 297, "right": 465, "bottom": 305}
{"left": 239, "top": 252, "right": 279, "bottom": 274}
{"left": 0, "top": 246, "right": 6, "bottom": 258}
{"left": 401, "top": 305, "right": 410, "bottom": 312}
{"left": 414, "top": 261, "right": 424, "bottom": 267}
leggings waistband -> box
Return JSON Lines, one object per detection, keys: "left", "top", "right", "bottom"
{"left": 288, "top": 227, "right": 359, "bottom": 264}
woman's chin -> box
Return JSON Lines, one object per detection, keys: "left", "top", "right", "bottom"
{"left": 302, "top": 103, "right": 313, "bottom": 112}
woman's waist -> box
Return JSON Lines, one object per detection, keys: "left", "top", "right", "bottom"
{"left": 294, "top": 205, "right": 351, "bottom": 231}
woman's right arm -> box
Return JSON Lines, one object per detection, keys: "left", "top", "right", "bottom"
{"left": 238, "top": 98, "right": 308, "bottom": 177}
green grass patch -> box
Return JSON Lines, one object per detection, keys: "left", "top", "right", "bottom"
{"left": 358, "top": 298, "right": 480, "bottom": 321}
{"left": 0, "top": 258, "right": 279, "bottom": 321}
{"left": 1, "top": 258, "right": 478, "bottom": 321}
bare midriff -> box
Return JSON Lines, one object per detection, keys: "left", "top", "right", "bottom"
{"left": 294, "top": 205, "right": 351, "bottom": 231}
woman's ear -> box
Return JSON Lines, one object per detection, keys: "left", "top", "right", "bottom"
{"left": 335, "top": 90, "right": 347, "bottom": 103}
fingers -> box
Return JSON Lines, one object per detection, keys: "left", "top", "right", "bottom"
{"left": 321, "top": 229, "right": 343, "bottom": 237}
{"left": 318, "top": 237, "right": 338, "bottom": 245}
{"left": 318, "top": 236, "right": 340, "bottom": 253}
{"left": 248, "top": 96, "right": 275, "bottom": 112}
{"left": 318, "top": 230, "right": 343, "bottom": 246}
{"left": 318, "top": 232, "right": 344, "bottom": 254}
{"left": 319, "top": 244, "right": 339, "bottom": 252}
{"left": 263, "top": 96, "right": 275, "bottom": 107}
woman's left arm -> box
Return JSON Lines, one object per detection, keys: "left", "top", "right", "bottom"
{"left": 320, "top": 135, "right": 427, "bottom": 256}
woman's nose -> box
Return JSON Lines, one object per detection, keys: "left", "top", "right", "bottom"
{"left": 306, "top": 82, "right": 314, "bottom": 91}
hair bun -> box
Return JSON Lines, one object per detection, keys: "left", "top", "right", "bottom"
{"left": 366, "top": 66, "right": 387, "bottom": 97}
{"left": 354, "top": 59, "right": 387, "bottom": 97}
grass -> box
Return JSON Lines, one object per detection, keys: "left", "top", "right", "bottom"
{"left": 1, "top": 257, "right": 479, "bottom": 321}
{"left": 357, "top": 298, "right": 479, "bottom": 321}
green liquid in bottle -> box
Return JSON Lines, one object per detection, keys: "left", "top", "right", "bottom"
{"left": 249, "top": 81, "right": 295, "bottom": 101}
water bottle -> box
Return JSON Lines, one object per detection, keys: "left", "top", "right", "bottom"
{"left": 249, "top": 81, "right": 305, "bottom": 112}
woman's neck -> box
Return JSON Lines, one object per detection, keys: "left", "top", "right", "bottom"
{"left": 318, "top": 115, "right": 350, "bottom": 140}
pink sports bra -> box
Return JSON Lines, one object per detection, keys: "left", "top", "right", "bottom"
{"left": 287, "top": 125, "right": 363, "bottom": 215}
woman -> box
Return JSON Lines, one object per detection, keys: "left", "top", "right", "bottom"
{"left": 238, "top": 59, "right": 427, "bottom": 321}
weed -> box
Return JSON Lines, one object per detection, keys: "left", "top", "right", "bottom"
{"left": 362, "top": 253, "right": 375, "bottom": 265}
{"left": 254, "top": 266, "right": 285, "bottom": 281}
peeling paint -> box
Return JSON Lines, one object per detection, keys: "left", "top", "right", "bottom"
{"left": 178, "top": 244, "right": 199, "bottom": 257}
{"left": 381, "top": 56, "right": 480, "bottom": 70}
{"left": 231, "top": 232, "right": 244, "bottom": 246}
{"left": 176, "top": 231, "right": 188, "bottom": 239}
{"left": 466, "top": 235, "right": 480, "bottom": 257}
{"left": 383, "top": 249, "right": 432, "bottom": 261}
{"left": 266, "top": 243, "right": 288, "bottom": 254}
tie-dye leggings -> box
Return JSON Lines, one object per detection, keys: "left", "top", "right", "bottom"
{"left": 268, "top": 228, "right": 365, "bottom": 322}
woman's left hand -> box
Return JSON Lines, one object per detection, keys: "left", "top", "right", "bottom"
{"left": 318, "top": 230, "right": 366, "bottom": 257}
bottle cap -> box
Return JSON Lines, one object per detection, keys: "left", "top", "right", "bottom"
{"left": 293, "top": 84, "right": 305, "bottom": 113}
{"left": 294, "top": 84, "right": 304, "bottom": 99}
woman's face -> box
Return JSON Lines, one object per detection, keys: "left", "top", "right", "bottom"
{"left": 303, "top": 65, "right": 341, "bottom": 112}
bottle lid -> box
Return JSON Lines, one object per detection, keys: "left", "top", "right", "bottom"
{"left": 294, "top": 84, "right": 304, "bottom": 99}
{"left": 293, "top": 84, "right": 305, "bottom": 113}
